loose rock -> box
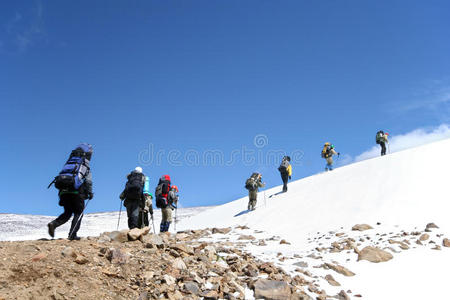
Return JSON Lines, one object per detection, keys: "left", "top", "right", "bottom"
{"left": 357, "top": 246, "right": 393, "bottom": 263}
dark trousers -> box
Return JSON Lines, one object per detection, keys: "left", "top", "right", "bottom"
{"left": 52, "top": 193, "right": 85, "bottom": 238}
{"left": 138, "top": 210, "right": 149, "bottom": 228}
{"left": 125, "top": 199, "right": 140, "bottom": 229}
{"left": 281, "top": 172, "right": 289, "bottom": 192}
{"left": 380, "top": 142, "right": 386, "bottom": 156}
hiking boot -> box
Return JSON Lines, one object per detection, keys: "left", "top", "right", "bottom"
{"left": 68, "top": 235, "right": 81, "bottom": 241}
{"left": 47, "top": 222, "right": 55, "bottom": 238}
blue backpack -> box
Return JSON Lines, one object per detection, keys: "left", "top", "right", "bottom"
{"left": 49, "top": 143, "right": 93, "bottom": 191}
{"left": 143, "top": 176, "right": 151, "bottom": 195}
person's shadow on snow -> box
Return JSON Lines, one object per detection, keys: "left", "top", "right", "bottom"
{"left": 268, "top": 191, "right": 286, "bottom": 198}
{"left": 234, "top": 210, "right": 252, "bottom": 217}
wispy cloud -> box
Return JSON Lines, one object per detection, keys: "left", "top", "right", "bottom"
{"left": 2, "top": 0, "right": 46, "bottom": 53}
{"left": 340, "top": 124, "right": 450, "bottom": 165}
{"left": 393, "top": 79, "right": 450, "bottom": 122}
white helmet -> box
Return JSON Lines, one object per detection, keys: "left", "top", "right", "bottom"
{"left": 134, "top": 166, "right": 143, "bottom": 173}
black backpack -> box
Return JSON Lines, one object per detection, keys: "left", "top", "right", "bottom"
{"left": 125, "top": 172, "right": 144, "bottom": 200}
{"left": 155, "top": 175, "right": 171, "bottom": 208}
{"left": 278, "top": 159, "right": 290, "bottom": 173}
{"left": 376, "top": 131, "right": 384, "bottom": 144}
{"left": 321, "top": 146, "right": 331, "bottom": 158}
{"left": 245, "top": 173, "right": 259, "bottom": 191}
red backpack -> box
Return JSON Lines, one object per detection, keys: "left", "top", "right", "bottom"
{"left": 155, "top": 175, "right": 171, "bottom": 208}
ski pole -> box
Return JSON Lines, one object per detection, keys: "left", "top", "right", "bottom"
{"left": 264, "top": 190, "right": 267, "bottom": 207}
{"left": 388, "top": 142, "right": 391, "bottom": 154}
{"left": 117, "top": 200, "right": 122, "bottom": 231}
{"left": 69, "top": 199, "right": 90, "bottom": 238}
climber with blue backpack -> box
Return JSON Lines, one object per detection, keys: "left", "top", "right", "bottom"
{"left": 47, "top": 143, "right": 94, "bottom": 240}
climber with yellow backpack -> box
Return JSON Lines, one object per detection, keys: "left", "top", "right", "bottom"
{"left": 321, "top": 142, "right": 340, "bottom": 171}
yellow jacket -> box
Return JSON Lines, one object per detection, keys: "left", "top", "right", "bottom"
{"left": 287, "top": 164, "right": 292, "bottom": 176}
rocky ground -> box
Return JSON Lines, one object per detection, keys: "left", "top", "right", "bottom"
{"left": 0, "top": 227, "right": 313, "bottom": 300}
{"left": 192, "top": 222, "right": 450, "bottom": 299}
{"left": 0, "top": 223, "right": 448, "bottom": 300}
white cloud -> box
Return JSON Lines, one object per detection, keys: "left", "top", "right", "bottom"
{"left": 345, "top": 124, "right": 450, "bottom": 164}
{"left": 3, "top": 1, "right": 45, "bottom": 53}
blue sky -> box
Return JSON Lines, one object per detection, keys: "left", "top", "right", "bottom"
{"left": 1, "top": 0, "right": 449, "bottom": 215}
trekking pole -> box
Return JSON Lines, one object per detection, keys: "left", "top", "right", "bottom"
{"left": 141, "top": 209, "right": 145, "bottom": 229}
{"left": 388, "top": 142, "right": 391, "bottom": 154}
{"left": 151, "top": 214, "right": 156, "bottom": 234}
{"left": 117, "top": 200, "right": 122, "bottom": 231}
{"left": 174, "top": 207, "right": 177, "bottom": 232}
{"left": 264, "top": 190, "right": 267, "bottom": 207}
{"left": 69, "top": 199, "right": 91, "bottom": 238}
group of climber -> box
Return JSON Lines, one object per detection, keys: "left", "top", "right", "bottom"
{"left": 47, "top": 143, "right": 179, "bottom": 240}
{"left": 47, "top": 131, "right": 390, "bottom": 239}
{"left": 119, "top": 168, "right": 178, "bottom": 232}
{"left": 244, "top": 130, "right": 390, "bottom": 210}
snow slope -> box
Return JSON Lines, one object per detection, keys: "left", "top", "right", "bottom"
{"left": 0, "top": 206, "right": 212, "bottom": 241}
{"left": 179, "top": 138, "right": 449, "bottom": 243}
{"left": 178, "top": 138, "right": 450, "bottom": 299}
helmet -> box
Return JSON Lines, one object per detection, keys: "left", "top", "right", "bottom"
{"left": 324, "top": 142, "right": 330, "bottom": 146}
{"left": 330, "top": 144, "right": 334, "bottom": 149}
{"left": 171, "top": 185, "right": 179, "bottom": 192}
{"left": 134, "top": 167, "right": 143, "bottom": 173}
{"left": 385, "top": 132, "right": 389, "bottom": 136}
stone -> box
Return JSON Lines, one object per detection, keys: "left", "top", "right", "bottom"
{"left": 202, "top": 290, "right": 219, "bottom": 299}
{"left": 106, "top": 248, "right": 130, "bottom": 264}
{"left": 324, "top": 274, "right": 340, "bottom": 286}
{"left": 419, "top": 234, "right": 430, "bottom": 241}
{"left": 351, "top": 224, "right": 373, "bottom": 231}
{"left": 204, "top": 245, "right": 217, "bottom": 261}
{"left": 324, "top": 263, "right": 355, "bottom": 276}
{"left": 143, "top": 271, "right": 154, "bottom": 282}
{"left": 172, "top": 257, "right": 187, "bottom": 270}
{"left": 74, "top": 256, "right": 89, "bottom": 265}
{"left": 291, "top": 292, "right": 313, "bottom": 300}
{"left": 426, "top": 223, "right": 439, "bottom": 230}
{"left": 442, "top": 238, "right": 450, "bottom": 247}
{"left": 336, "top": 290, "right": 350, "bottom": 300}
{"left": 108, "top": 230, "right": 129, "bottom": 243}
{"left": 169, "top": 249, "right": 180, "bottom": 257}
{"left": 357, "top": 246, "right": 393, "bottom": 263}
{"left": 279, "top": 239, "right": 290, "bottom": 245}
{"left": 170, "top": 243, "right": 194, "bottom": 255}
{"left": 253, "top": 279, "right": 292, "bottom": 300}
{"left": 31, "top": 252, "right": 47, "bottom": 262}
{"left": 61, "top": 247, "right": 77, "bottom": 258}
{"left": 293, "top": 261, "right": 308, "bottom": 268}
{"left": 238, "top": 235, "right": 256, "bottom": 240}
{"left": 163, "top": 274, "right": 176, "bottom": 285}
{"left": 142, "top": 234, "right": 164, "bottom": 247}
{"left": 98, "top": 234, "right": 112, "bottom": 243}
{"left": 212, "top": 227, "right": 232, "bottom": 234}
{"left": 128, "top": 228, "right": 145, "bottom": 241}
{"left": 184, "top": 281, "right": 201, "bottom": 295}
